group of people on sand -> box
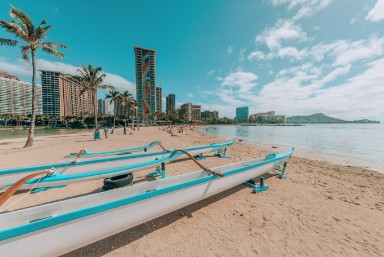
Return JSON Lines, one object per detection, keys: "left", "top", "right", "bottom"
{"left": 94, "top": 125, "right": 140, "bottom": 140}
{"left": 93, "top": 127, "right": 108, "bottom": 140}
{"left": 158, "top": 125, "right": 195, "bottom": 137}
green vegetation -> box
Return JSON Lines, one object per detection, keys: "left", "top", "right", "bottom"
{"left": 105, "top": 89, "right": 120, "bottom": 134}
{"left": 287, "top": 113, "right": 380, "bottom": 124}
{"left": 0, "top": 5, "right": 67, "bottom": 147}
{"left": 77, "top": 64, "right": 113, "bottom": 130}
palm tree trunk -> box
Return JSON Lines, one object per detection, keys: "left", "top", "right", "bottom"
{"left": 111, "top": 101, "right": 116, "bottom": 134}
{"left": 124, "top": 108, "right": 127, "bottom": 135}
{"left": 94, "top": 89, "right": 98, "bottom": 129}
{"left": 131, "top": 109, "right": 134, "bottom": 130}
{"left": 24, "top": 50, "right": 37, "bottom": 148}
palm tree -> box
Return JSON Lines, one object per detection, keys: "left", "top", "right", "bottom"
{"left": 0, "top": 5, "right": 67, "bottom": 147}
{"left": 129, "top": 100, "right": 138, "bottom": 130}
{"left": 105, "top": 89, "right": 120, "bottom": 134}
{"left": 118, "top": 90, "right": 133, "bottom": 135}
{"left": 77, "top": 64, "right": 113, "bottom": 130}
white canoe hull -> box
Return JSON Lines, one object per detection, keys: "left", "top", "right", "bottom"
{"left": 0, "top": 157, "right": 283, "bottom": 256}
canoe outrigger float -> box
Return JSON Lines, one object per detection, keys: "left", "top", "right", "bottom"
{"left": 65, "top": 141, "right": 160, "bottom": 158}
{"left": 0, "top": 148, "right": 293, "bottom": 257}
{"left": 0, "top": 141, "right": 234, "bottom": 190}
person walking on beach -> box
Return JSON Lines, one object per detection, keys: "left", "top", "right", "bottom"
{"left": 94, "top": 128, "right": 101, "bottom": 140}
{"left": 104, "top": 127, "right": 108, "bottom": 138}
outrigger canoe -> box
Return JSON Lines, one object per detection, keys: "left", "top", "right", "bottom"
{"left": 0, "top": 140, "right": 234, "bottom": 190}
{"left": 65, "top": 141, "right": 160, "bottom": 158}
{"left": 0, "top": 149, "right": 293, "bottom": 257}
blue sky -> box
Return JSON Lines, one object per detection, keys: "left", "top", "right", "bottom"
{"left": 0, "top": 0, "right": 384, "bottom": 121}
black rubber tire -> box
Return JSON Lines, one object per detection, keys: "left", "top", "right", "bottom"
{"left": 103, "top": 173, "right": 133, "bottom": 190}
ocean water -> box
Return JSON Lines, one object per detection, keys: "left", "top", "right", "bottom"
{"left": 201, "top": 124, "right": 384, "bottom": 172}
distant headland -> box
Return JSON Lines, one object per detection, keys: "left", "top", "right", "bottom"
{"left": 287, "top": 113, "right": 380, "bottom": 124}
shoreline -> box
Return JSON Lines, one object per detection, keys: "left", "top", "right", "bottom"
{"left": 0, "top": 126, "right": 383, "bottom": 256}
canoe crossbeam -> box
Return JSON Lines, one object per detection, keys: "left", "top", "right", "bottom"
{"left": 274, "top": 162, "right": 288, "bottom": 179}
{"left": 243, "top": 177, "right": 269, "bottom": 193}
{"left": 214, "top": 148, "right": 229, "bottom": 158}
{"left": 147, "top": 162, "right": 166, "bottom": 179}
{"left": 194, "top": 153, "right": 206, "bottom": 160}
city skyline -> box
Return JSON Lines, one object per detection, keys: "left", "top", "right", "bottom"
{"left": 0, "top": 1, "right": 383, "bottom": 121}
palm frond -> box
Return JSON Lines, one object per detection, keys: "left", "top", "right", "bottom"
{"left": 41, "top": 41, "right": 68, "bottom": 49}
{"left": 21, "top": 45, "right": 31, "bottom": 61}
{"left": 41, "top": 46, "right": 64, "bottom": 59}
{"left": 0, "top": 38, "right": 18, "bottom": 46}
{"left": 0, "top": 19, "right": 28, "bottom": 42}
{"left": 79, "top": 87, "right": 89, "bottom": 96}
{"left": 9, "top": 5, "right": 33, "bottom": 36}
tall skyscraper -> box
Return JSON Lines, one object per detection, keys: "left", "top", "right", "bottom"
{"left": 41, "top": 71, "right": 94, "bottom": 118}
{"left": 0, "top": 75, "right": 42, "bottom": 115}
{"left": 236, "top": 106, "right": 249, "bottom": 121}
{"left": 134, "top": 46, "right": 157, "bottom": 117}
{"left": 166, "top": 93, "right": 175, "bottom": 113}
{"left": 179, "top": 102, "right": 201, "bottom": 122}
{"left": 98, "top": 99, "right": 107, "bottom": 115}
{"left": 156, "top": 87, "right": 162, "bottom": 112}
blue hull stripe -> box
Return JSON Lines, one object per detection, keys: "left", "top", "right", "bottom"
{"left": 65, "top": 141, "right": 159, "bottom": 158}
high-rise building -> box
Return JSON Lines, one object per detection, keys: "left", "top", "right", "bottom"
{"left": 0, "top": 75, "right": 42, "bottom": 115}
{"left": 156, "top": 87, "right": 162, "bottom": 112}
{"left": 191, "top": 104, "right": 201, "bottom": 121}
{"left": 98, "top": 99, "right": 108, "bottom": 115}
{"left": 179, "top": 102, "right": 192, "bottom": 121}
{"left": 236, "top": 106, "right": 249, "bottom": 121}
{"left": 179, "top": 102, "right": 201, "bottom": 122}
{"left": 166, "top": 93, "right": 175, "bottom": 113}
{"left": 201, "top": 110, "right": 219, "bottom": 119}
{"left": 249, "top": 111, "right": 285, "bottom": 123}
{"left": 41, "top": 71, "right": 94, "bottom": 118}
{"left": 134, "top": 46, "right": 156, "bottom": 117}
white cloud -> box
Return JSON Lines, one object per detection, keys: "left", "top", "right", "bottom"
{"left": 227, "top": 45, "right": 233, "bottom": 56}
{"left": 186, "top": 93, "right": 193, "bottom": 97}
{"left": 221, "top": 71, "right": 258, "bottom": 94}
{"left": 256, "top": 20, "right": 307, "bottom": 50}
{"left": 274, "top": 46, "right": 307, "bottom": 60}
{"left": 366, "top": 0, "right": 384, "bottom": 22}
{"left": 331, "top": 37, "right": 384, "bottom": 66}
{"left": 211, "top": 58, "right": 384, "bottom": 120}
{"left": 0, "top": 57, "right": 135, "bottom": 94}
{"left": 0, "top": 58, "right": 33, "bottom": 77}
{"left": 247, "top": 51, "right": 266, "bottom": 61}
{"left": 103, "top": 73, "right": 135, "bottom": 94}
{"left": 206, "top": 69, "right": 215, "bottom": 76}
{"left": 269, "top": 0, "right": 334, "bottom": 20}
{"left": 238, "top": 48, "right": 246, "bottom": 63}
{"left": 317, "top": 65, "right": 351, "bottom": 85}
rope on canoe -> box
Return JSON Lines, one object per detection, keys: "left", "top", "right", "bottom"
{"left": 173, "top": 149, "right": 224, "bottom": 177}
{"left": 0, "top": 174, "right": 45, "bottom": 212}
{"left": 0, "top": 170, "right": 54, "bottom": 208}
{"left": 154, "top": 141, "right": 223, "bottom": 177}
{"left": 154, "top": 141, "right": 171, "bottom": 152}
{"left": 71, "top": 149, "right": 87, "bottom": 164}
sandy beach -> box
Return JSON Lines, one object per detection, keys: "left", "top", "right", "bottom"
{"left": 0, "top": 126, "right": 383, "bottom": 257}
